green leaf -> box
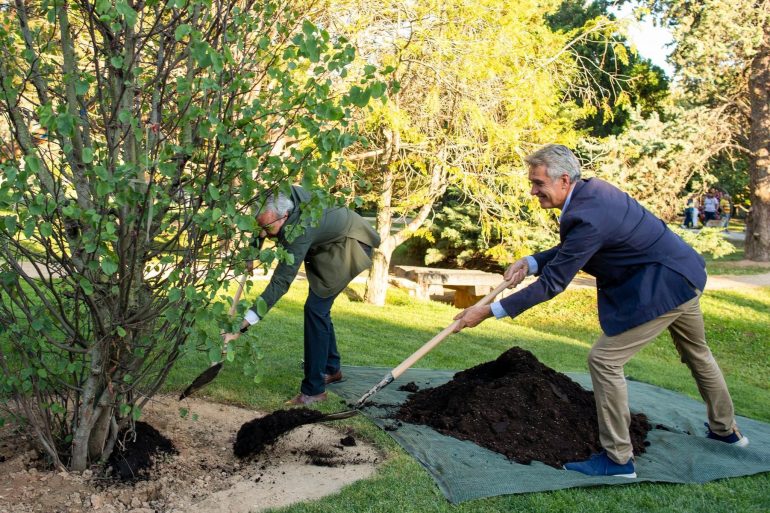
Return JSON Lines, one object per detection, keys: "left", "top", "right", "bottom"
{"left": 100, "top": 257, "right": 118, "bottom": 276}
{"left": 96, "top": 181, "right": 111, "bottom": 197}
{"left": 174, "top": 24, "right": 192, "bottom": 41}
{"left": 369, "top": 82, "right": 386, "bottom": 99}
{"left": 82, "top": 147, "right": 94, "bottom": 164}
{"left": 3, "top": 215, "right": 17, "bottom": 233}
{"left": 119, "top": 403, "right": 131, "bottom": 417}
{"left": 110, "top": 55, "right": 124, "bottom": 69}
{"left": 79, "top": 277, "right": 94, "bottom": 296}
{"left": 235, "top": 215, "right": 256, "bottom": 231}
{"left": 168, "top": 287, "right": 181, "bottom": 302}
{"left": 208, "top": 185, "right": 220, "bottom": 200}
{"left": 116, "top": 0, "right": 137, "bottom": 27}
{"left": 191, "top": 42, "right": 212, "bottom": 68}
{"left": 39, "top": 222, "right": 53, "bottom": 237}
{"left": 118, "top": 109, "right": 132, "bottom": 124}
{"left": 0, "top": 271, "right": 19, "bottom": 287}
{"left": 255, "top": 296, "right": 267, "bottom": 317}
{"left": 348, "top": 86, "right": 371, "bottom": 107}
{"left": 131, "top": 406, "right": 142, "bottom": 421}
{"left": 24, "top": 155, "right": 42, "bottom": 173}
{"left": 179, "top": 407, "right": 189, "bottom": 418}
{"left": 116, "top": 325, "right": 127, "bottom": 337}
{"left": 76, "top": 80, "right": 89, "bottom": 96}
{"left": 315, "top": 102, "right": 344, "bottom": 121}
{"left": 37, "top": 368, "right": 48, "bottom": 378}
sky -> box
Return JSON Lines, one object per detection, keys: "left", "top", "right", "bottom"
{"left": 610, "top": 2, "right": 675, "bottom": 77}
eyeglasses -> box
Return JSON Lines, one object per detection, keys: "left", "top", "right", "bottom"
{"left": 259, "top": 214, "right": 288, "bottom": 232}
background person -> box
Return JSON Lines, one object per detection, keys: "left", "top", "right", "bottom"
{"left": 719, "top": 193, "right": 732, "bottom": 231}
{"left": 224, "top": 186, "right": 380, "bottom": 405}
{"left": 683, "top": 196, "right": 697, "bottom": 228}
{"left": 453, "top": 144, "right": 747, "bottom": 478}
{"left": 703, "top": 190, "right": 719, "bottom": 223}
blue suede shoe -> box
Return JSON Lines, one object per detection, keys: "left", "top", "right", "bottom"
{"left": 705, "top": 423, "right": 749, "bottom": 447}
{"left": 563, "top": 451, "right": 636, "bottom": 478}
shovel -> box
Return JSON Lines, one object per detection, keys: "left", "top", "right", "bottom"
{"left": 232, "top": 278, "right": 518, "bottom": 457}
{"left": 311, "top": 278, "right": 516, "bottom": 422}
{"left": 179, "top": 274, "right": 249, "bottom": 400}
{"left": 180, "top": 238, "right": 265, "bottom": 400}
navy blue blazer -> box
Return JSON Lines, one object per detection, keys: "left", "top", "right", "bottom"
{"left": 500, "top": 178, "right": 707, "bottom": 336}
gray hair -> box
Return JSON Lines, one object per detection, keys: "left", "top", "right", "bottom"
{"left": 261, "top": 191, "right": 294, "bottom": 216}
{"left": 524, "top": 144, "right": 581, "bottom": 182}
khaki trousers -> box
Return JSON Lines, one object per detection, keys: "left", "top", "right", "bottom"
{"left": 588, "top": 293, "right": 737, "bottom": 464}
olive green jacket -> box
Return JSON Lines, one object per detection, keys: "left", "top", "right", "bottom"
{"left": 254, "top": 186, "right": 380, "bottom": 316}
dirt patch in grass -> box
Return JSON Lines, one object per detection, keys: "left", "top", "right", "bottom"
{"left": 396, "top": 347, "right": 651, "bottom": 467}
{"left": 0, "top": 395, "right": 381, "bottom": 513}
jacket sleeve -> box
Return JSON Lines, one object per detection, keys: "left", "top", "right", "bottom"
{"left": 532, "top": 246, "right": 560, "bottom": 273}
{"left": 499, "top": 217, "right": 602, "bottom": 319}
{"left": 252, "top": 234, "right": 313, "bottom": 316}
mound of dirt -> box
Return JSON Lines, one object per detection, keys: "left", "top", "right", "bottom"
{"left": 396, "top": 347, "right": 651, "bottom": 467}
{"left": 107, "top": 421, "right": 177, "bottom": 480}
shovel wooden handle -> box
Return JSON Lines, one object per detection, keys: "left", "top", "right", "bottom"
{"left": 220, "top": 274, "right": 249, "bottom": 358}
{"left": 228, "top": 274, "right": 248, "bottom": 317}
{"left": 390, "top": 279, "right": 513, "bottom": 380}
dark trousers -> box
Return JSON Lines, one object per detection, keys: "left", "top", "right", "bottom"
{"left": 301, "top": 288, "right": 341, "bottom": 396}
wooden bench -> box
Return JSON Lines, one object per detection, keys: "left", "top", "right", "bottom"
{"left": 393, "top": 265, "right": 506, "bottom": 308}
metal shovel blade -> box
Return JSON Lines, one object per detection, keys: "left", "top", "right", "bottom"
{"left": 315, "top": 409, "right": 360, "bottom": 422}
{"left": 179, "top": 362, "right": 223, "bottom": 400}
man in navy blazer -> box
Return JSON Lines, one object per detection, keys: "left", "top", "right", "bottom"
{"left": 454, "top": 144, "right": 747, "bottom": 478}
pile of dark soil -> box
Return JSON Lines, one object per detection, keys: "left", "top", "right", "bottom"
{"left": 234, "top": 408, "right": 325, "bottom": 458}
{"left": 396, "top": 347, "right": 651, "bottom": 468}
{"left": 107, "top": 421, "right": 177, "bottom": 480}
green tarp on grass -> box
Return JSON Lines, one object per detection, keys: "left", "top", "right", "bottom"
{"left": 329, "top": 366, "right": 770, "bottom": 503}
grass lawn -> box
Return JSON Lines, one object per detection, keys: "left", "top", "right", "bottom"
{"left": 703, "top": 240, "right": 770, "bottom": 275}
{"left": 165, "top": 281, "right": 770, "bottom": 513}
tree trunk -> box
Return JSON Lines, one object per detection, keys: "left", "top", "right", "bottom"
{"left": 364, "top": 129, "right": 397, "bottom": 306}
{"left": 365, "top": 127, "right": 397, "bottom": 306}
{"left": 746, "top": 25, "right": 770, "bottom": 261}
{"left": 88, "top": 407, "right": 114, "bottom": 462}
{"left": 365, "top": 239, "right": 396, "bottom": 306}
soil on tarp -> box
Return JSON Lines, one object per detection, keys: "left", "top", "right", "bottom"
{"left": 396, "top": 347, "right": 651, "bottom": 468}
{"left": 106, "top": 421, "right": 177, "bottom": 480}
{"left": 234, "top": 408, "right": 325, "bottom": 458}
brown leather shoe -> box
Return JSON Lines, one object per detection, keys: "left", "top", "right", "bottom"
{"left": 323, "top": 370, "right": 343, "bottom": 385}
{"left": 285, "top": 392, "right": 328, "bottom": 406}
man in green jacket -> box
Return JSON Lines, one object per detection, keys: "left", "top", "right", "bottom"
{"left": 224, "top": 185, "right": 380, "bottom": 405}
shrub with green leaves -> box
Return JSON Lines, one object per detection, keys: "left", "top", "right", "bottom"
{"left": 0, "top": 0, "right": 385, "bottom": 470}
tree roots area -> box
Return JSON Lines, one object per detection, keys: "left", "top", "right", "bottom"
{"left": 0, "top": 397, "right": 381, "bottom": 513}
{"left": 0, "top": 347, "right": 651, "bottom": 512}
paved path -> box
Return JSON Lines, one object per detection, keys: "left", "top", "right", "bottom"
{"left": 16, "top": 261, "right": 770, "bottom": 292}
{"left": 522, "top": 271, "right": 770, "bottom": 292}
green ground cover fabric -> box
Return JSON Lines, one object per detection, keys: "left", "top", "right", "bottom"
{"left": 330, "top": 366, "right": 770, "bottom": 503}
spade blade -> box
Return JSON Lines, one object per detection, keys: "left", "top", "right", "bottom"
{"left": 179, "top": 362, "right": 223, "bottom": 400}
